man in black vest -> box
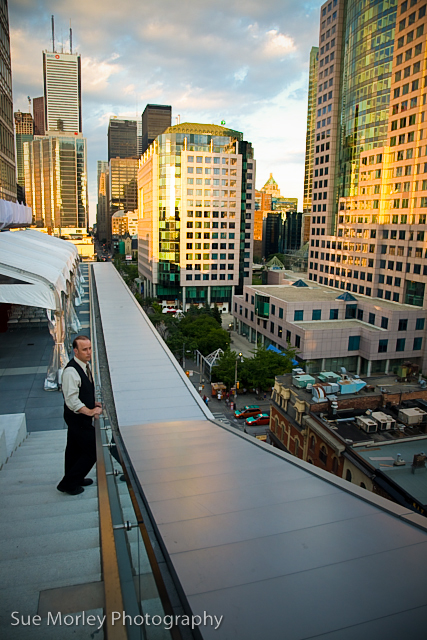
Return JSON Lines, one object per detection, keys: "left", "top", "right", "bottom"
{"left": 57, "top": 335, "right": 103, "bottom": 495}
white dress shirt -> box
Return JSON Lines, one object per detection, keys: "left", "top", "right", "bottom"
{"left": 62, "top": 357, "right": 92, "bottom": 413}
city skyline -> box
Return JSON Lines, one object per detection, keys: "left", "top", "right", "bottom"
{"left": 9, "top": 0, "right": 324, "bottom": 224}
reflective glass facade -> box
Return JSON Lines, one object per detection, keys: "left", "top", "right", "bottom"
{"left": 0, "top": 0, "right": 16, "bottom": 201}
{"left": 24, "top": 134, "right": 88, "bottom": 229}
{"left": 338, "top": 0, "right": 397, "bottom": 197}
{"left": 138, "top": 123, "right": 254, "bottom": 309}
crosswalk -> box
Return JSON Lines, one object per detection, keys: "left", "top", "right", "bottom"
{"left": 211, "top": 412, "right": 234, "bottom": 427}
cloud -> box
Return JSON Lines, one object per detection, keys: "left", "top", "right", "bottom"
{"left": 9, "top": 0, "right": 323, "bottom": 221}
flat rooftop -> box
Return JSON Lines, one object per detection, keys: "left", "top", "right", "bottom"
{"left": 293, "top": 319, "right": 384, "bottom": 331}
{"left": 357, "top": 441, "right": 427, "bottom": 506}
{"left": 249, "top": 282, "right": 419, "bottom": 311}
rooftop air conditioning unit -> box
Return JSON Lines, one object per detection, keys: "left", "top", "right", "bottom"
{"left": 356, "top": 416, "right": 378, "bottom": 433}
{"left": 372, "top": 411, "right": 396, "bottom": 431}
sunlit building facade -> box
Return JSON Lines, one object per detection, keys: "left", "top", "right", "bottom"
{"left": 0, "top": 0, "right": 16, "bottom": 202}
{"left": 14, "top": 111, "right": 33, "bottom": 194}
{"left": 109, "top": 158, "right": 138, "bottom": 217}
{"left": 24, "top": 133, "right": 88, "bottom": 229}
{"left": 43, "top": 51, "right": 82, "bottom": 133}
{"left": 303, "top": 46, "right": 319, "bottom": 214}
{"left": 307, "top": 0, "right": 427, "bottom": 368}
{"left": 96, "top": 160, "right": 109, "bottom": 244}
{"left": 138, "top": 123, "right": 255, "bottom": 310}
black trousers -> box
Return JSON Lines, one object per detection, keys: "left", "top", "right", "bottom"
{"left": 58, "top": 420, "right": 96, "bottom": 491}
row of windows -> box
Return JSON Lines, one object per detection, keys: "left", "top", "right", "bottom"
{"left": 393, "top": 79, "right": 421, "bottom": 99}
{"left": 186, "top": 221, "right": 235, "bottom": 228}
{"left": 186, "top": 261, "right": 234, "bottom": 268}
{"left": 401, "top": 0, "right": 422, "bottom": 14}
{"left": 187, "top": 243, "right": 234, "bottom": 250}
{"left": 398, "top": 8, "right": 426, "bottom": 32}
{"left": 186, "top": 274, "right": 233, "bottom": 281}
{"left": 392, "top": 97, "right": 421, "bottom": 114}
{"left": 378, "top": 337, "right": 422, "bottom": 352}
{"left": 187, "top": 155, "right": 237, "bottom": 165}
{"left": 187, "top": 179, "right": 236, "bottom": 186}
{"left": 396, "top": 26, "right": 425, "bottom": 51}
{"left": 187, "top": 167, "right": 233, "bottom": 176}
{"left": 395, "top": 62, "right": 422, "bottom": 84}
{"left": 312, "top": 274, "right": 373, "bottom": 296}
{"left": 186, "top": 232, "right": 234, "bottom": 239}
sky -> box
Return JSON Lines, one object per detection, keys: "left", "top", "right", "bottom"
{"left": 9, "top": 0, "right": 323, "bottom": 225}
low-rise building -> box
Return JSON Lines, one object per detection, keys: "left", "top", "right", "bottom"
{"left": 269, "top": 372, "right": 427, "bottom": 516}
{"left": 233, "top": 279, "right": 427, "bottom": 374}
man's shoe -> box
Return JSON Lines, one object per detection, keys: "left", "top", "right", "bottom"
{"left": 81, "top": 478, "right": 94, "bottom": 486}
{"left": 57, "top": 485, "right": 84, "bottom": 496}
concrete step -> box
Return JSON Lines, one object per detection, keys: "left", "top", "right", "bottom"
{"left": 0, "top": 511, "right": 99, "bottom": 540}
{"left": 1, "top": 547, "right": 100, "bottom": 590}
{"left": 1, "top": 527, "right": 99, "bottom": 560}
{"left": 0, "top": 486, "right": 98, "bottom": 508}
{"left": 3, "top": 496, "right": 98, "bottom": 523}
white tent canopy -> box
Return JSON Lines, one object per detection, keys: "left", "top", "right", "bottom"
{"left": 0, "top": 229, "right": 81, "bottom": 389}
{"left": 0, "top": 200, "right": 32, "bottom": 229}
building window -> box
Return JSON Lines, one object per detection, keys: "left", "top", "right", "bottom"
{"left": 295, "top": 335, "right": 301, "bottom": 348}
{"left": 332, "top": 457, "right": 338, "bottom": 474}
{"left": 312, "top": 309, "right": 322, "bottom": 320}
{"left": 348, "top": 336, "right": 360, "bottom": 351}
{"left": 368, "top": 313, "right": 375, "bottom": 325}
{"left": 346, "top": 469, "right": 352, "bottom": 482}
{"left": 416, "top": 318, "right": 425, "bottom": 331}
{"left": 279, "top": 308, "right": 283, "bottom": 319}
{"left": 294, "top": 310, "right": 304, "bottom": 321}
{"left": 319, "top": 446, "right": 328, "bottom": 465}
{"left": 414, "top": 337, "right": 422, "bottom": 350}
{"left": 378, "top": 340, "right": 388, "bottom": 353}
{"left": 396, "top": 338, "right": 406, "bottom": 352}
{"left": 329, "top": 308, "right": 339, "bottom": 320}
{"left": 398, "top": 318, "right": 408, "bottom": 331}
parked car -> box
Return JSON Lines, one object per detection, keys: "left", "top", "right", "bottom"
{"left": 234, "top": 405, "right": 261, "bottom": 419}
{"left": 245, "top": 413, "right": 270, "bottom": 426}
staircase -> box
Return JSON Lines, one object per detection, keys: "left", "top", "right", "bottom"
{"left": 0, "top": 430, "right": 104, "bottom": 639}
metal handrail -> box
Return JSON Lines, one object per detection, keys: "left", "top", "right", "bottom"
{"left": 89, "top": 264, "right": 183, "bottom": 640}
{"left": 89, "top": 267, "right": 127, "bottom": 640}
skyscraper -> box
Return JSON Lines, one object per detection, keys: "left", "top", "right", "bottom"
{"left": 0, "top": 0, "right": 16, "bottom": 202}
{"left": 43, "top": 51, "right": 82, "bottom": 133}
{"left": 32, "top": 96, "right": 45, "bottom": 135}
{"left": 109, "top": 158, "right": 138, "bottom": 217}
{"left": 303, "top": 47, "right": 318, "bottom": 214}
{"left": 14, "top": 111, "right": 34, "bottom": 202}
{"left": 24, "top": 133, "right": 88, "bottom": 229}
{"left": 307, "top": 0, "right": 427, "bottom": 368}
{"left": 96, "top": 160, "right": 110, "bottom": 244}
{"left": 141, "top": 105, "right": 172, "bottom": 154}
{"left": 108, "top": 118, "right": 138, "bottom": 160}
{"left": 137, "top": 122, "right": 255, "bottom": 310}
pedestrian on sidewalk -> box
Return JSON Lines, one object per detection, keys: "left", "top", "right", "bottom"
{"left": 57, "top": 335, "right": 102, "bottom": 496}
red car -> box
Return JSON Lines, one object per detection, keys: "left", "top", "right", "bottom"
{"left": 245, "top": 413, "right": 270, "bottom": 426}
{"left": 234, "top": 405, "right": 261, "bottom": 419}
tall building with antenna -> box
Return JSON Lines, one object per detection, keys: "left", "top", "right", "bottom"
{"left": 43, "top": 17, "right": 81, "bottom": 133}
{"left": 24, "top": 17, "right": 88, "bottom": 230}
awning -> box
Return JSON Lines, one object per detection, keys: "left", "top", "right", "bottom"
{"left": 0, "top": 200, "right": 32, "bottom": 229}
{"left": 0, "top": 229, "right": 80, "bottom": 389}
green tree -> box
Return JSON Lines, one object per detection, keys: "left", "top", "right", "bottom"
{"left": 241, "top": 345, "right": 297, "bottom": 391}
{"left": 211, "top": 349, "right": 243, "bottom": 388}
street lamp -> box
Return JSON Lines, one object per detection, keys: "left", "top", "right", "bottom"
{"left": 234, "top": 352, "right": 243, "bottom": 400}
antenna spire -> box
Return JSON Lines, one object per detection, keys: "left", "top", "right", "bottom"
{"left": 51, "top": 15, "right": 55, "bottom": 53}
{"left": 70, "top": 19, "right": 72, "bottom": 54}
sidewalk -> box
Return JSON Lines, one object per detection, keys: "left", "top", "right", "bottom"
{"left": 221, "top": 312, "right": 254, "bottom": 359}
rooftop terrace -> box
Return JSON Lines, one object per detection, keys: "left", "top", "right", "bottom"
{"left": 1, "top": 261, "right": 427, "bottom": 638}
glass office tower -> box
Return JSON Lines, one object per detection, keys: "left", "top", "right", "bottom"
{"left": 138, "top": 123, "right": 255, "bottom": 310}
{"left": 24, "top": 133, "right": 88, "bottom": 229}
